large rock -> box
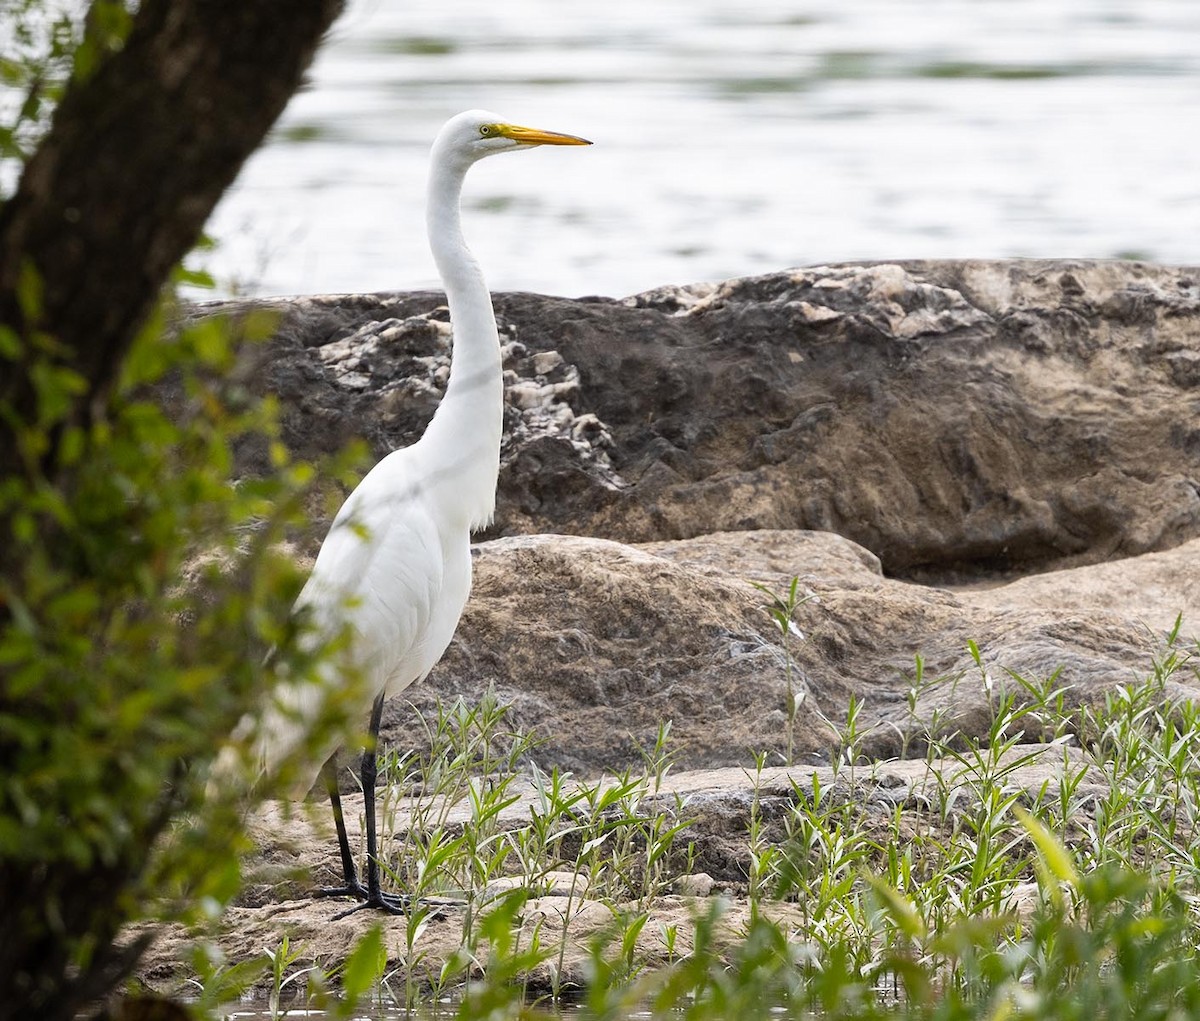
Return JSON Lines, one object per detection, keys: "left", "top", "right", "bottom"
{"left": 203, "top": 259, "right": 1200, "bottom": 579}
{"left": 186, "top": 258, "right": 1200, "bottom": 770}
{"left": 384, "top": 529, "right": 1198, "bottom": 773}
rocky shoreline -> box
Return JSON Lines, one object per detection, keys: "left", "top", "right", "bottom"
{"left": 146, "top": 259, "right": 1200, "bottom": 993}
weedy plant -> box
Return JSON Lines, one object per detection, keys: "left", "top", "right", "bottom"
{"left": 753, "top": 576, "right": 819, "bottom": 764}
{"left": 0, "top": 290, "right": 381, "bottom": 1019}
{"left": 327, "top": 693, "right": 697, "bottom": 1007}
{"left": 728, "top": 618, "right": 1200, "bottom": 1019}
{"left": 178, "top": 608, "right": 1200, "bottom": 1021}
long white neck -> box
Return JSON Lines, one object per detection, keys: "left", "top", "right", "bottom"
{"left": 421, "top": 151, "right": 504, "bottom": 531}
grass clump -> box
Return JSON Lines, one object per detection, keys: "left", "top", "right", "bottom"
{"left": 193, "top": 615, "right": 1200, "bottom": 1021}
{"left": 367, "top": 697, "right": 694, "bottom": 1005}
{"left": 140, "top": 518, "right": 1198, "bottom": 1021}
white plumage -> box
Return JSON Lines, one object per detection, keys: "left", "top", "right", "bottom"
{"left": 245, "top": 110, "right": 590, "bottom": 915}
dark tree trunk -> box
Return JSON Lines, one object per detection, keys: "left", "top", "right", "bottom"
{"left": 0, "top": 0, "right": 346, "bottom": 481}
{"left": 0, "top": 3, "right": 345, "bottom": 1018}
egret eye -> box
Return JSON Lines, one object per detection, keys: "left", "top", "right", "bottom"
{"left": 480, "top": 124, "right": 494, "bottom": 137}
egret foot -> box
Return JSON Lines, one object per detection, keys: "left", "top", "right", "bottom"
{"left": 315, "top": 885, "right": 460, "bottom": 921}
{"left": 321, "top": 888, "right": 408, "bottom": 920}
{"left": 315, "top": 879, "right": 408, "bottom": 915}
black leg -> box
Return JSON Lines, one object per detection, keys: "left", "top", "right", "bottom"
{"left": 348, "top": 694, "right": 406, "bottom": 915}
{"left": 313, "top": 755, "right": 369, "bottom": 900}
{"left": 361, "top": 692, "right": 387, "bottom": 903}
{"left": 329, "top": 770, "right": 357, "bottom": 887}
{"left": 314, "top": 694, "right": 406, "bottom": 918}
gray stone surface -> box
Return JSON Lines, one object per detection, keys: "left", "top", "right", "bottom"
{"left": 203, "top": 259, "right": 1200, "bottom": 580}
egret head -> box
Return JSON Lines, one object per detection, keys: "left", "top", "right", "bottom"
{"left": 435, "top": 109, "right": 591, "bottom": 167}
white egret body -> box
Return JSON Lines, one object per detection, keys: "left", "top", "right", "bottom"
{"left": 267, "top": 111, "right": 590, "bottom": 915}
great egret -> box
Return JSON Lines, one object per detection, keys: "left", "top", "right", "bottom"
{"left": 255, "top": 111, "right": 590, "bottom": 916}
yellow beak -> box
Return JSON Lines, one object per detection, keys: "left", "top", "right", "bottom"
{"left": 498, "top": 123, "right": 592, "bottom": 146}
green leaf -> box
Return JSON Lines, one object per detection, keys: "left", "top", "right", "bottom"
{"left": 966, "top": 638, "right": 983, "bottom": 667}
{"left": 341, "top": 924, "right": 386, "bottom": 1003}
{"left": 1015, "top": 804, "right": 1079, "bottom": 895}
{"left": 0, "top": 325, "right": 20, "bottom": 359}
{"left": 174, "top": 264, "right": 216, "bottom": 290}
{"left": 866, "top": 874, "right": 927, "bottom": 940}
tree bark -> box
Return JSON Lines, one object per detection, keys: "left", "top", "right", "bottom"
{"left": 0, "top": 4, "right": 344, "bottom": 1012}
{"left": 0, "top": 0, "right": 346, "bottom": 479}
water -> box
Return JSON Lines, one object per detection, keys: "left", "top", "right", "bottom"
{"left": 205, "top": 0, "right": 1200, "bottom": 299}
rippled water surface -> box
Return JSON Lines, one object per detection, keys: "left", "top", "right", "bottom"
{"left": 207, "top": 0, "right": 1200, "bottom": 299}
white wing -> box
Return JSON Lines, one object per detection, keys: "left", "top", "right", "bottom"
{"left": 255, "top": 445, "right": 471, "bottom": 786}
